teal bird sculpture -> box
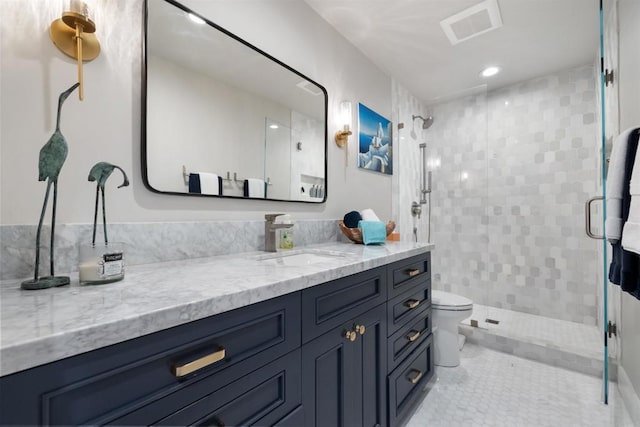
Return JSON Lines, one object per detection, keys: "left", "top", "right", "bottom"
{"left": 88, "top": 162, "right": 129, "bottom": 246}
{"left": 22, "top": 82, "right": 80, "bottom": 290}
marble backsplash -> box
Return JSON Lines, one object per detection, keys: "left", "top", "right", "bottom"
{"left": 0, "top": 219, "right": 341, "bottom": 281}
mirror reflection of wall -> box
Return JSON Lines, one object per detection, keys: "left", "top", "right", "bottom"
{"left": 264, "top": 113, "right": 325, "bottom": 201}
{"left": 144, "top": 0, "right": 327, "bottom": 202}
{"left": 264, "top": 118, "right": 291, "bottom": 201}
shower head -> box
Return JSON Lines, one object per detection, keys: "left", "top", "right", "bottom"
{"left": 412, "top": 114, "right": 434, "bottom": 129}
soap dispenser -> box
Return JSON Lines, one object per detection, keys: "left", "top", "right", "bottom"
{"left": 279, "top": 215, "right": 294, "bottom": 249}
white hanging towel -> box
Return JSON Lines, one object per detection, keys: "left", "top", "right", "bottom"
{"left": 621, "top": 128, "right": 640, "bottom": 254}
{"left": 245, "top": 178, "right": 265, "bottom": 198}
{"left": 606, "top": 128, "right": 636, "bottom": 242}
{"left": 199, "top": 173, "right": 220, "bottom": 195}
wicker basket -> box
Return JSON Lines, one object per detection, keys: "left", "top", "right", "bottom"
{"left": 338, "top": 220, "right": 396, "bottom": 244}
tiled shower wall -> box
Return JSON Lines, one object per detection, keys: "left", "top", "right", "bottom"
{"left": 426, "top": 64, "right": 601, "bottom": 325}
{"left": 391, "top": 81, "right": 433, "bottom": 243}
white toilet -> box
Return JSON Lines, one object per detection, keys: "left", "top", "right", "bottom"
{"left": 431, "top": 290, "right": 473, "bottom": 367}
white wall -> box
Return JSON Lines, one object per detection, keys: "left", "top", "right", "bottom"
{"left": 0, "top": 0, "right": 393, "bottom": 225}
{"left": 618, "top": 0, "right": 640, "bottom": 409}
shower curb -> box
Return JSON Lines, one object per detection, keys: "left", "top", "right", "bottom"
{"left": 460, "top": 324, "right": 617, "bottom": 380}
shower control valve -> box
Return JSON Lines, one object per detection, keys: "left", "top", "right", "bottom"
{"left": 411, "top": 201, "right": 422, "bottom": 219}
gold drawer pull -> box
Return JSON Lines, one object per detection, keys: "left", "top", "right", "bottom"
{"left": 404, "top": 299, "right": 420, "bottom": 309}
{"left": 406, "top": 268, "right": 421, "bottom": 277}
{"left": 354, "top": 324, "right": 366, "bottom": 335}
{"left": 172, "top": 348, "right": 226, "bottom": 377}
{"left": 406, "top": 330, "right": 421, "bottom": 342}
{"left": 407, "top": 369, "right": 423, "bottom": 384}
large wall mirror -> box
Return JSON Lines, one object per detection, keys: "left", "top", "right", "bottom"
{"left": 143, "top": 0, "right": 328, "bottom": 203}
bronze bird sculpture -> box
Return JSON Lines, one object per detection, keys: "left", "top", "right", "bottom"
{"left": 22, "top": 82, "right": 79, "bottom": 290}
{"left": 88, "top": 162, "right": 129, "bottom": 246}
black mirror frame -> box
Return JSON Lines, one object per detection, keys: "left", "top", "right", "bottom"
{"left": 141, "top": 0, "right": 329, "bottom": 203}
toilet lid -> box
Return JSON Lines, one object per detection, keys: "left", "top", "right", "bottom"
{"left": 431, "top": 290, "right": 473, "bottom": 311}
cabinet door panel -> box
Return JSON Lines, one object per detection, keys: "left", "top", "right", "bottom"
{"left": 357, "top": 305, "right": 387, "bottom": 427}
{"left": 302, "top": 303, "right": 387, "bottom": 427}
{"left": 302, "top": 321, "right": 359, "bottom": 427}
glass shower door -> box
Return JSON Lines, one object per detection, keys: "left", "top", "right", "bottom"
{"left": 596, "top": 0, "right": 620, "bottom": 405}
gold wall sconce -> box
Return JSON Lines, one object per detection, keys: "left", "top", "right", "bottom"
{"left": 49, "top": 0, "right": 101, "bottom": 101}
{"left": 335, "top": 101, "right": 352, "bottom": 166}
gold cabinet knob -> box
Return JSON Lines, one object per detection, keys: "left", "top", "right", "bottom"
{"left": 344, "top": 330, "right": 357, "bottom": 341}
{"left": 354, "top": 324, "right": 366, "bottom": 335}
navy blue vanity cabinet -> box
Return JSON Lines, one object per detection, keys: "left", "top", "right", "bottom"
{"left": 0, "top": 250, "right": 435, "bottom": 427}
{"left": 301, "top": 303, "right": 387, "bottom": 427}
{"left": 0, "top": 292, "right": 301, "bottom": 426}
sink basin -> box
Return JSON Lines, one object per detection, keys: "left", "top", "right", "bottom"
{"left": 258, "top": 250, "right": 346, "bottom": 267}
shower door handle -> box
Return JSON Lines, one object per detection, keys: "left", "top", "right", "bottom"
{"left": 585, "top": 196, "right": 604, "bottom": 240}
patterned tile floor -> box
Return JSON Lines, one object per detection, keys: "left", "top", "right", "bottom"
{"left": 461, "top": 304, "right": 602, "bottom": 358}
{"left": 406, "top": 344, "right": 633, "bottom": 427}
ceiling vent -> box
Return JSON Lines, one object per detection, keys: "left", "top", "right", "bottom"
{"left": 440, "top": 0, "right": 503, "bottom": 45}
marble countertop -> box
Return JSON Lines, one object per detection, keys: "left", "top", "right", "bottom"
{"left": 0, "top": 241, "right": 433, "bottom": 377}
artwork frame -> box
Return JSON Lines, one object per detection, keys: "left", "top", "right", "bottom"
{"left": 357, "top": 103, "right": 393, "bottom": 175}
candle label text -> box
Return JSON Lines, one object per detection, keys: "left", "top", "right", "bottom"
{"left": 102, "top": 252, "right": 124, "bottom": 277}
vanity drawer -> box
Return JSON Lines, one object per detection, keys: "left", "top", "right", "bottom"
{"left": 302, "top": 266, "right": 386, "bottom": 343}
{"left": 387, "top": 283, "right": 431, "bottom": 336}
{"left": 153, "top": 349, "right": 301, "bottom": 426}
{"left": 388, "top": 335, "right": 434, "bottom": 427}
{"left": 387, "top": 308, "right": 431, "bottom": 373}
{"left": 388, "top": 253, "right": 430, "bottom": 299}
{"left": 0, "top": 292, "right": 300, "bottom": 426}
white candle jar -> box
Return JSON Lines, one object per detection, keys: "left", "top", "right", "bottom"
{"left": 79, "top": 243, "right": 125, "bottom": 285}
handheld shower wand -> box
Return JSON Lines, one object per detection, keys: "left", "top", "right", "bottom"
{"left": 419, "top": 143, "right": 431, "bottom": 204}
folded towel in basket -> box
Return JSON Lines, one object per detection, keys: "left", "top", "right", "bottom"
{"left": 358, "top": 220, "right": 386, "bottom": 245}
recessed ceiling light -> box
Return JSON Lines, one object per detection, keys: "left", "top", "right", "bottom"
{"left": 269, "top": 124, "right": 279, "bottom": 129}
{"left": 480, "top": 66, "right": 501, "bottom": 77}
{"left": 188, "top": 13, "right": 206, "bottom": 25}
